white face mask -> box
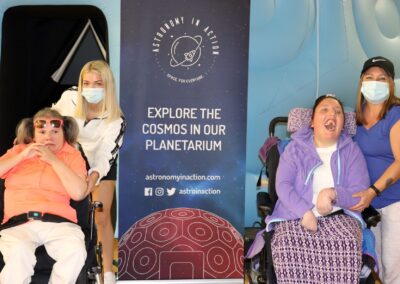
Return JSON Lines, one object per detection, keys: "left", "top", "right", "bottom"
{"left": 81, "top": 88, "right": 105, "bottom": 104}
{"left": 361, "top": 81, "right": 389, "bottom": 104}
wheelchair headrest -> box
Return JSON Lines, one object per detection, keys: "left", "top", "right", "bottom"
{"left": 287, "top": 108, "right": 357, "bottom": 136}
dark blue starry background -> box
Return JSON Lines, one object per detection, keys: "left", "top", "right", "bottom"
{"left": 119, "top": 0, "right": 250, "bottom": 236}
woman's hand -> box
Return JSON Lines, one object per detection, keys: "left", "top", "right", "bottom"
{"left": 350, "top": 188, "right": 375, "bottom": 211}
{"left": 19, "top": 143, "right": 42, "bottom": 160}
{"left": 0, "top": 143, "right": 41, "bottom": 176}
{"left": 34, "top": 145, "right": 58, "bottom": 164}
{"left": 19, "top": 143, "right": 59, "bottom": 163}
{"left": 87, "top": 171, "right": 100, "bottom": 193}
{"left": 301, "top": 210, "right": 318, "bottom": 232}
{"left": 316, "top": 187, "right": 336, "bottom": 216}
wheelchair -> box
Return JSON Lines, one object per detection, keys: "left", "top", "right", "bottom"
{"left": 0, "top": 175, "right": 104, "bottom": 283}
{"left": 247, "top": 108, "right": 381, "bottom": 284}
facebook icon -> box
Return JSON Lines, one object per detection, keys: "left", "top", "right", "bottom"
{"left": 144, "top": 187, "right": 153, "bottom": 196}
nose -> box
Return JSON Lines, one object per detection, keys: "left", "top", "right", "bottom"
{"left": 327, "top": 108, "right": 337, "bottom": 116}
{"left": 44, "top": 131, "right": 53, "bottom": 140}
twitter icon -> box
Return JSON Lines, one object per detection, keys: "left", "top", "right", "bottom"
{"left": 167, "top": 187, "right": 177, "bottom": 196}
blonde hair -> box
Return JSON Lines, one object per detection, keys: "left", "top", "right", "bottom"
{"left": 15, "top": 118, "right": 34, "bottom": 144}
{"left": 355, "top": 75, "right": 400, "bottom": 125}
{"left": 75, "top": 60, "right": 123, "bottom": 122}
{"left": 16, "top": 108, "right": 79, "bottom": 145}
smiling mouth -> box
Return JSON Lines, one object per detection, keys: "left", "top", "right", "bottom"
{"left": 324, "top": 120, "right": 336, "bottom": 131}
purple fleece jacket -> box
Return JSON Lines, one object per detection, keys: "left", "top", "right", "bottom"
{"left": 265, "top": 126, "right": 370, "bottom": 231}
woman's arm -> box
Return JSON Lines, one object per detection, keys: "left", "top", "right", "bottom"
{"left": 36, "top": 146, "right": 87, "bottom": 201}
{"left": 373, "top": 120, "right": 400, "bottom": 191}
{"left": 87, "top": 171, "right": 100, "bottom": 193}
{"left": 316, "top": 187, "right": 336, "bottom": 215}
{"left": 336, "top": 142, "right": 370, "bottom": 209}
{"left": 275, "top": 147, "right": 314, "bottom": 218}
{"left": 0, "top": 144, "right": 38, "bottom": 177}
{"left": 90, "top": 117, "right": 126, "bottom": 182}
{"left": 51, "top": 88, "right": 77, "bottom": 117}
{"left": 277, "top": 146, "right": 318, "bottom": 231}
{"left": 351, "top": 120, "right": 400, "bottom": 211}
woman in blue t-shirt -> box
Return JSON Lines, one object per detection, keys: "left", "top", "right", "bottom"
{"left": 352, "top": 56, "right": 400, "bottom": 284}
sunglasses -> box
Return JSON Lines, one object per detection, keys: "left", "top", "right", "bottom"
{"left": 34, "top": 119, "right": 64, "bottom": 129}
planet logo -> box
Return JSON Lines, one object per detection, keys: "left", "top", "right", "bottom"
{"left": 118, "top": 207, "right": 243, "bottom": 280}
{"left": 152, "top": 17, "right": 220, "bottom": 84}
{"left": 170, "top": 35, "right": 202, "bottom": 68}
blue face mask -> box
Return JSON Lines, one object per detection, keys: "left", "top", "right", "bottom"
{"left": 361, "top": 81, "right": 389, "bottom": 104}
{"left": 81, "top": 88, "right": 105, "bottom": 104}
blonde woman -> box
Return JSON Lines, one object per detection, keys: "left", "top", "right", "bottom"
{"left": 53, "top": 60, "right": 126, "bottom": 284}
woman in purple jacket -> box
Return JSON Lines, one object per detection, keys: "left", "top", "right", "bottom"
{"left": 266, "top": 94, "right": 370, "bottom": 283}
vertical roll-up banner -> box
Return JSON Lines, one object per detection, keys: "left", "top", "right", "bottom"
{"left": 119, "top": 0, "right": 250, "bottom": 280}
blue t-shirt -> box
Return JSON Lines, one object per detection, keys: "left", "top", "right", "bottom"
{"left": 354, "top": 105, "right": 400, "bottom": 208}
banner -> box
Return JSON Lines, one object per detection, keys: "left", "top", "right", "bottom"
{"left": 119, "top": 0, "right": 250, "bottom": 280}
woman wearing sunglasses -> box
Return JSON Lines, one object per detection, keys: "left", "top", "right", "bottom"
{"left": 0, "top": 108, "right": 88, "bottom": 283}
{"left": 53, "top": 60, "right": 125, "bottom": 284}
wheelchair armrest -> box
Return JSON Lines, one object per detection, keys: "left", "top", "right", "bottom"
{"left": 257, "top": 192, "right": 273, "bottom": 218}
{"left": 362, "top": 205, "right": 381, "bottom": 228}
